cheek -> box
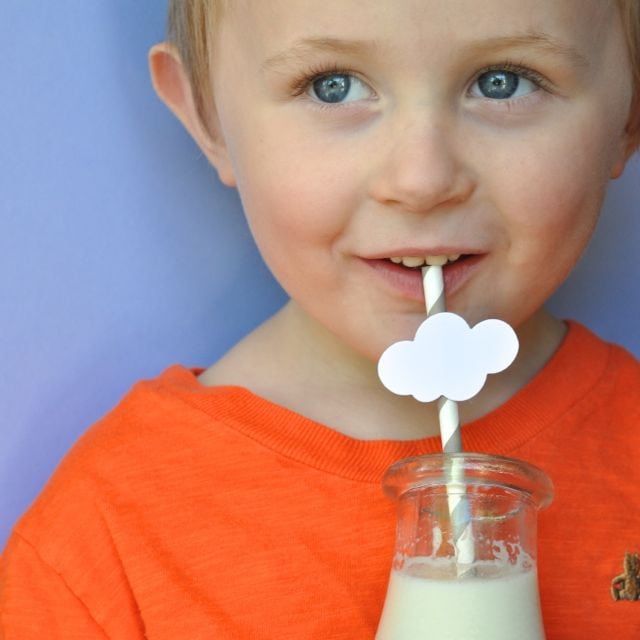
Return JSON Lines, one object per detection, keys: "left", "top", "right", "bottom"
{"left": 230, "top": 125, "right": 361, "bottom": 245}
{"left": 497, "top": 123, "right": 615, "bottom": 254}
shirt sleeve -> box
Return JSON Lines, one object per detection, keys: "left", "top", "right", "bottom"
{"left": 1, "top": 525, "right": 149, "bottom": 640}
{"left": 0, "top": 532, "right": 111, "bottom": 639}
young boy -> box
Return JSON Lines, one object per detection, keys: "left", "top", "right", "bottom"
{"left": 1, "top": 1, "right": 639, "bottom": 637}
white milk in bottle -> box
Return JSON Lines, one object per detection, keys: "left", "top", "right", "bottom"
{"left": 376, "top": 561, "right": 545, "bottom": 640}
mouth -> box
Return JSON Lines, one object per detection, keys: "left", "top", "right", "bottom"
{"left": 363, "top": 253, "right": 481, "bottom": 301}
{"left": 386, "top": 254, "right": 465, "bottom": 269}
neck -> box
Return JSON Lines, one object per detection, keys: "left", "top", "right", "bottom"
{"left": 199, "top": 301, "right": 566, "bottom": 441}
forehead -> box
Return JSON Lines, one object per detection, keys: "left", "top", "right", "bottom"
{"left": 224, "top": 0, "right": 619, "bottom": 45}
{"left": 215, "top": 0, "right": 626, "bottom": 88}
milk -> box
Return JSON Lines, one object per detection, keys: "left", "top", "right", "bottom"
{"left": 376, "top": 562, "right": 545, "bottom": 640}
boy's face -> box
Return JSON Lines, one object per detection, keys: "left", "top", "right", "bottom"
{"left": 204, "top": 0, "right": 634, "bottom": 360}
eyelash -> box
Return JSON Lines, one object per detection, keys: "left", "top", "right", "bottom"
{"left": 289, "top": 63, "right": 361, "bottom": 98}
{"left": 472, "top": 60, "right": 552, "bottom": 95}
{"left": 289, "top": 60, "right": 552, "bottom": 102}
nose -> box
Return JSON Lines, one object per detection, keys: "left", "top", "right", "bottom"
{"left": 369, "top": 116, "right": 475, "bottom": 214}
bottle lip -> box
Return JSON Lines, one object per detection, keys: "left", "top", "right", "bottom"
{"left": 383, "top": 452, "right": 554, "bottom": 509}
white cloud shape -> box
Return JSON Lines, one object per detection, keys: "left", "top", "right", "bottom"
{"left": 378, "top": 312, "right": 519, "bottom": 402}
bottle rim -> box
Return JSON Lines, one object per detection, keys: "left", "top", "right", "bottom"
{"left": 383, "top": 452, "right": 554, "bottom": 509}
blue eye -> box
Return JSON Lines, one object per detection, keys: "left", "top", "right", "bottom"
{"left": 309, "top": 73, "right": 371, "bottom": 104}
{"left": 472, "top": 69, "right": 538, "bottom": 100}
{"left": 313, "top": 74, "right": 351, "bottom": 103}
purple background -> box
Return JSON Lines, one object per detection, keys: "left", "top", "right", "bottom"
{"left": 1, "top": 2, "right": 639, "bottom": 549}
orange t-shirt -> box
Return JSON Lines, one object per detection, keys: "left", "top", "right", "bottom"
{"left": 1, "top": 322, "right": 639, "bottom": 639}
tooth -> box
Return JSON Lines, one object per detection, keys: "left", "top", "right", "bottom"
{"left": 447, "top": 254, "right": 461, "bottom": 262}
{"left": 390, "top": 257, "right": 403, "bottom": 264}
{"left": 401, "top": 256, "right": 426, "bottom": 268}
{"left": 425, "top": 255, "right": 448, "bottom": 266}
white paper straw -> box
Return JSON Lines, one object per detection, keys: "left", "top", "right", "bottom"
{"left": 422, "top": 265, "right": 474, "bottom": 568}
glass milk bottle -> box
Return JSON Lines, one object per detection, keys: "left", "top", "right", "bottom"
{"left": 376, "top": 453, "right": 554, "bottom": 640}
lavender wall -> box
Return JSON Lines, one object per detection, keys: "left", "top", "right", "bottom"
{"left": 1, "top": 2, "right": 638, "bottom": 549}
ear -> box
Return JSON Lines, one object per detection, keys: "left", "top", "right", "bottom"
{"left": 610, "top": 96, "right": 640, "bottom": 179}
{"left": 148, "top": 42, "right": 236, "bottom": 187}
{"left": 610, "top": 134, "right": 636, "bottom": 179}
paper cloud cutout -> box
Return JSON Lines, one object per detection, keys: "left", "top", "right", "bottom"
{"left": 378, "top": 312, "right": 519, "bottom": 402}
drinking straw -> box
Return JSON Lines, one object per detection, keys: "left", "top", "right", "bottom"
{"left": 422, "top": 265, "right": 474, "bottom": 567}
{"left": 422, "top": 266, "right": 463, "bottom": 453}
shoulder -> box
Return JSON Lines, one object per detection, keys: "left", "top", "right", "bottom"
{"left": 3, "top": 365, "right": 261, "bottom": 608}
{"left": 0, "top": 367, "right": 205, "bottom": 639}
{"left": 55, "top": 365, "right": 212, "bottom": 477}
{"left": 10, "top": 366, "right": 243, "bottom": 545}
{"left": 558, "top": 321, "right": 639, "bottom": 430}
{"left": 517, "top": 321, "right": 639, "bottom": 441}
{"left": 561, "top": 320, "right": 639, "bottom": 385}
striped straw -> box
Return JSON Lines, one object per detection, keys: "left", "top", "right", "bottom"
{"left": 422, "top": 266, "right": 463, "bottom": 453}
{"left": 422, "top": 265, "right": 474, "bottom": 567}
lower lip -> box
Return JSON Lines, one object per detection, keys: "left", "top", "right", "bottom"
{"left": 362, "top": 256, "right": 483, "bottom": 304}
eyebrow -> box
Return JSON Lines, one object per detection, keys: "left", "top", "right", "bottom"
{"left": 260, "top": 31, "right": 590, "bottom": 73}
{"left": 261, "top": 37, "right": 379, "bottom": 72}
{"left": 470, "top": 32, "right": 591, "bottom": 70}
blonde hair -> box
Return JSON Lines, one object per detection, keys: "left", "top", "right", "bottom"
{"left": 166, "top": 0, "right": 640, "bottom": 145}
{"left": 166, "top": 0, "right": 224, "bottom": 129}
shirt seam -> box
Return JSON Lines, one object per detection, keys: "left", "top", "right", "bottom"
{"left": 92, "top": 501, "right": 147, "bottom": 633}
{"left": 7, "top": 531, "right": 111, "bottom": 639}
{"left": 157, "top": 338, "right": 624, "bottom": 483}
